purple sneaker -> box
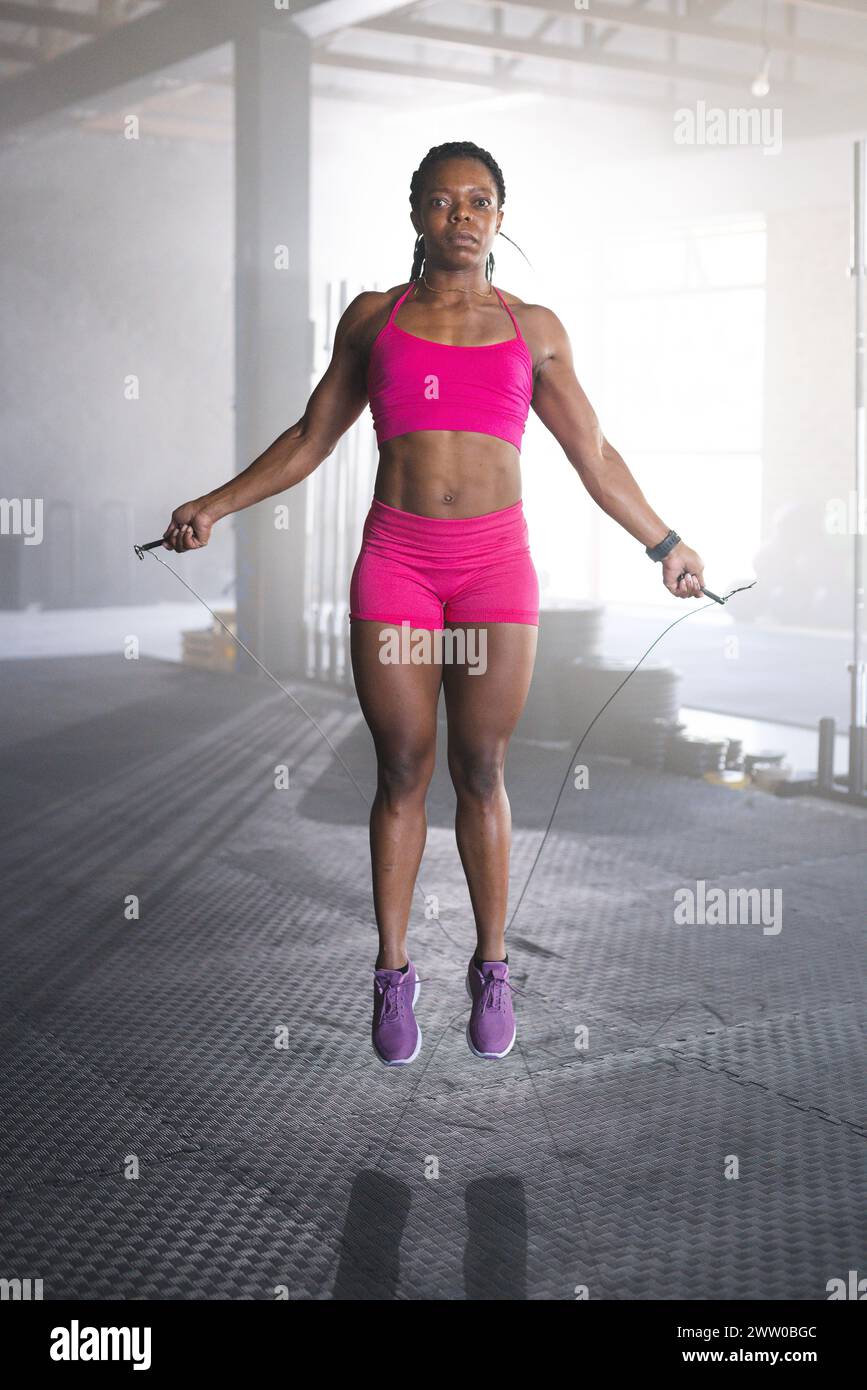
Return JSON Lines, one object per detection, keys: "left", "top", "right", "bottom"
{"left": 466, "top": 956, "right": 516, "bottom": 1059}
{"left": 372, "top": 960, "right": 422, "bottom": 1066}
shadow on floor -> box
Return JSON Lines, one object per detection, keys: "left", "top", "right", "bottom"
{"left": 331, "top": 1168, "right": 528, "bottom": 1300}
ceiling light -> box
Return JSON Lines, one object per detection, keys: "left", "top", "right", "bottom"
{"left": 751, "top": 51, "right": 771, "bottom": 98}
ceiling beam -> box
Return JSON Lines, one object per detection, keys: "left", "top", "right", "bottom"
{"left": 457, "top": 0, "right": 867, "bottom": 69}
{"left": 0, "top": 0, "right": 294, "bottom": 132}
{"left": 314, "top": 43, "right": 675, "bottom": 112}
{"left": 316, "top": 39, "right": 867, "bottom": 142}
{"left": 780, "top": 0, "right": 867, "bottom": 16}
{"left": 688, "top": 2, "right": 734, "bottom": 16}
{"left": 593, "top": 0, "right": 655, "bottom": 53}
{"left": 0, "top": 3, "right": 107, "bottom": 36}
{"left": 288, "top": 0, "right": 433, "bottom": 42}
{"left": 344, "top": 16, "right": 807, "bottom": 94}
{"left": 0, "top": 0, "right": 427, "bottom": 128}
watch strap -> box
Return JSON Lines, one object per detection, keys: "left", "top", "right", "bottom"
{"left": 646, "top": 529, "right": 681, "bottom": 562}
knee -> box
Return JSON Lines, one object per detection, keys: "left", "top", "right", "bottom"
{"left": 377, "top": 748, "right": 434, "bottom": 804}
{"left": 449, "top": 748, "right": 505, "bottom": 802}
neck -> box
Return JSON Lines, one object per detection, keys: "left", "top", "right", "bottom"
{"left": 419, "top": 268, "right": 490, "bottom": 294}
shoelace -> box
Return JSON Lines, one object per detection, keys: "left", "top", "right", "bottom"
{"left": 479, "top": 972, "right": 514, "bottom": 1015}
{"left": 375, "top": 976, "right": 405, "bottom": 1023}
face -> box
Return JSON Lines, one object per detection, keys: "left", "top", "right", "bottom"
{"left": 411, "top": 157, "right": 503, "bottom": 270}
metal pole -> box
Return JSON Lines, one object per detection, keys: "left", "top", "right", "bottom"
{"left": 848, "top": 140, "right": 867, "bottom": 796}
{"left": 817, "top": 717, "right": 836, "bottom": 792}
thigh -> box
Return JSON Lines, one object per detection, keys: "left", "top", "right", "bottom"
{"left": 350, "top": 541, "right": 445, "bottom": 629}
{"left": 350, "top": 619, "right": 444, "bottom": 762}
{"left": 441, "top": 623, "right": 538, "bottom": 756}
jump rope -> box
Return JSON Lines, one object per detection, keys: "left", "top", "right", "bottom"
{"left": 134, "top": 532, "right": 755, "bottom": 948}
{"left": 135, "top": 535, "right": 755, "bottom": 1296}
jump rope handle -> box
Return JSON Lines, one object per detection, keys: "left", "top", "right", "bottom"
{"left": 135, "top": 535, "right": 734, "bottom": 607}
{"left": 133, "top": 539, "right": 166, "bottom": 560}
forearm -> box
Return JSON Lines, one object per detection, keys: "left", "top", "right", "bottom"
{"left": 197, "top": 419, "right": 328, "bottom": 522}
{"left": 573, "top": 437, "right": 670, "bottom": 549}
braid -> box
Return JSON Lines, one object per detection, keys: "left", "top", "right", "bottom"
{"left": 408, "top": 140, "right": 530, "bottom": 283}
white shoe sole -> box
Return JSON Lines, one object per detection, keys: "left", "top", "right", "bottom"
{"left": 374, "top": 977, "right": 422, "bottom": 1066}
{"left": 465, "top": 973, "right": 516, "bottom": 1059}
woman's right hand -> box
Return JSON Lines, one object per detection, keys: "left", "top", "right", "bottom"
{"left": 162, "top": 501, "right": 215, "bottom": 553}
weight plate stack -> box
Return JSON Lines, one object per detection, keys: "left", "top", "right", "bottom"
{"left": 665, "top": 733, "right": 728, "bottom": 777}
{"left": 535, "top": 604, "right": 604, "bottom": 669}
{"left": 622, "top": 717, "right": 680, "bottom": 772}
{"left": 518, "top": 605, "right": 604, "bottom": 741}
{"left": 560, "top": 658, "right": 682, "bottom": 753}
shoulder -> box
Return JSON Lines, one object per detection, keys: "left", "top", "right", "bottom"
{"left": 352, "top": 283, "right": 412, "bottom": 318}
{"left": 496, "top": 291, "right": 571, "bottom": 369}
{"left": 339, "top": 284, "right": 412, "bottom": 351}
{"left": 497, "top": 289, "right": 565, "bottom": 335}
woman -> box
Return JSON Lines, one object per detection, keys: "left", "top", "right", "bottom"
{"left": 162, "top": 140, "right": 705, "bottom": 1069}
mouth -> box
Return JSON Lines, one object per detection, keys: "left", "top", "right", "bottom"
{"left": 447, "top": 234, "right": 477, "bottom": 245}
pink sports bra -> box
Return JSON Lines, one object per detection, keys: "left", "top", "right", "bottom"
{"left": 366, "top": 281, "right": 533, "bottom": 451}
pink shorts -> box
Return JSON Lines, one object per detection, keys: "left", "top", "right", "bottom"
{"left": 349, "top": 496, "right": 539, "bottom": 629}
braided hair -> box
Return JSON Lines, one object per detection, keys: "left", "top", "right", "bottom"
{"left": 408, "top": 140, "right": 529, "bottom": 283}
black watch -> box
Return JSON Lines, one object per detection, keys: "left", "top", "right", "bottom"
{"left": 645, "top": 529, "right": 681, "bottom": 562}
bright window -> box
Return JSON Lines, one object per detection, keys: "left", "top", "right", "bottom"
{"left": 525, "top": 218, "right": 766, "bottom": 605}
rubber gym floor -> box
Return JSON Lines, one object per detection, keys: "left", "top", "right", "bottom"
{"left": 0, "top": 654, "right": 864, "bottom": 1300}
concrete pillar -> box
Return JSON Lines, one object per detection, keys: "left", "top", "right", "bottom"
{"left": 233, "top": 20, "right": 313, "bottom": 677}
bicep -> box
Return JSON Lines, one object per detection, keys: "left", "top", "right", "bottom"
{"left": 530, "top": 311, "right": 604, "bottom": 462}
{"left": 299, "top": 299, "right": 371, "bottom": 453}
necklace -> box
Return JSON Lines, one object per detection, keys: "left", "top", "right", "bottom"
{"left": 420, "top": 273, "right": 494, "bottom": 299}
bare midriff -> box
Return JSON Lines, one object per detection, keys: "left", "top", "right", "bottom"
{"left": 373, "top": 431, "right": 523, "bottom": 519}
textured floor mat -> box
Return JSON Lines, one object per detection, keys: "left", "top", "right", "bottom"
{"left": 0, "top": 656, "right": 864, "bottom": 1299}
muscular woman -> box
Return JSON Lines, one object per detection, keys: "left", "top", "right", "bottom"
{"left": 162, "top": 140, "right": 705, "bottom": 1068}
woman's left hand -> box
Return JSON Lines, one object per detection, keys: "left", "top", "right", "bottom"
{"left": 662, "top": 541, "right": 705, "bottom": 599}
